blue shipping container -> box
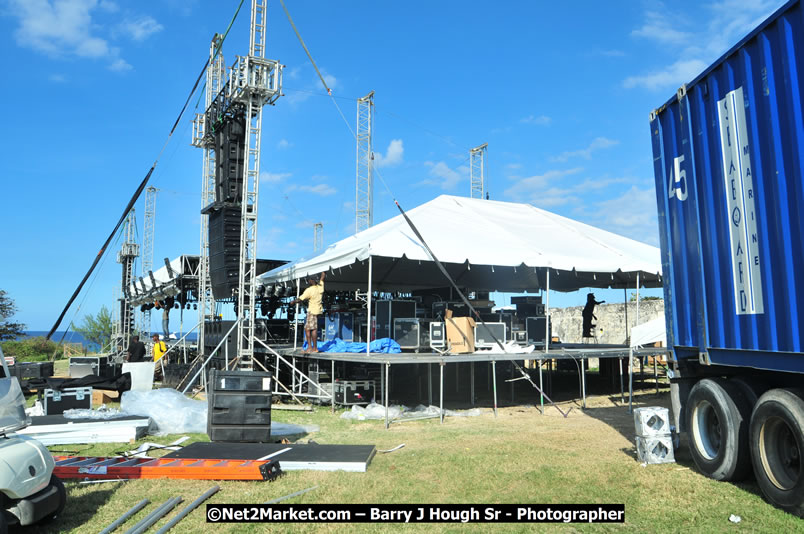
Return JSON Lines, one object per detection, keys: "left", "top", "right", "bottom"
{"left": 650, "top": 0, "right": 804, "bottom": 374}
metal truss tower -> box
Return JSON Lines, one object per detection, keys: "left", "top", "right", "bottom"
{"left": 313, "top": 222, "right": 323, "bottom": 252}
{"left": 114, "top": 210, "right": 139, "bottom": 353}
{"left": 355, "top": 91, "right": 374, "bottom": 233}
{"left": 470, "top": 143, "right": 488, "bottom": 199}
{"left": 192, "top": 34, "right": 226, "bottom": 355}
{"left": 140, "top": 186, "right": 158, "bottom": 335}
{"left": 193, "top": 0, "right": 282, "bottom": 368}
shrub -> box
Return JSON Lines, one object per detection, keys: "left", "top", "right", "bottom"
{"left": 1, "top": 337, "right": 63, "bottom": 362}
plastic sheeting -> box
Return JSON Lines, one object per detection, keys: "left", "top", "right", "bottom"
{"left": 120, "top": 388, "right": 319, "bottom": 438}
{"left": 341, "top": 402, "right": 482, "bottom": 421}
{"left": 121, "top": 388, "right": 206, "bottom": 434}
{"left": 309, "top": 338, "right": 402, "bottom": 354}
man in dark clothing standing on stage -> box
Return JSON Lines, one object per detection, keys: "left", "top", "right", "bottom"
{"left": 126, "top": 335, "right": 146, "bottom": 362}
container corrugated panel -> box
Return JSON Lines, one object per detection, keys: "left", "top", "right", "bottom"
{"left": 650, "top": 0, "right": 804, "bottom": 373}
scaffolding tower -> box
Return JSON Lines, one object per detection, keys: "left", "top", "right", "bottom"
{"left": 313, "top": 222, "right": 323, "bottom": 251}
{"left": 192, "top": 0, "right": 282, "bottom": 368}
{"left": 470, "top": 143, "right": 488, "bottom": 199}
{"left": 140, "top": 186, "right": 158, "bottom": 335}
{"left": 356, "top": 91, "right": 374, "bottom": 233}
{"left": 113, "top": 210, "right": 139, "bottom": 354}
{"left": 192, "top": 34, "right": 226, "bottom": 356}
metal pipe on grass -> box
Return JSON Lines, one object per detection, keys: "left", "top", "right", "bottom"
{"left": 99, "top": 498, "right": 149, "bottom": 534}
{"left": 155, "top": 486, "right": 219, "bottom": 534}
{"left": 265, "top": 485, "right": 318, "bottom": 504}
{"left": 124, "top": 496, "right": 183, "bottom": 534}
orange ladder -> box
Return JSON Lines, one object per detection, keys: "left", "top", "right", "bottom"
{"left": 53, "top": 456, "right": 282, "bottom": 481}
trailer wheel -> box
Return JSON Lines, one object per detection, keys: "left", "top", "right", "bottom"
{"left": 750, "top": 388, "right": 804, "bottom": 517}
{"left": 687, "top": 378, "right": 752, "bottom": 481}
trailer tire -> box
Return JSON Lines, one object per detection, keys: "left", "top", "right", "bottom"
{"left": 750, "top": 388, "right": 804, "bottom": 517}
{"left": 687, "top": 378, "right": 752, "bottom": 481}
{"left": 0, "top": 509, "right": 7, "bottom": 534}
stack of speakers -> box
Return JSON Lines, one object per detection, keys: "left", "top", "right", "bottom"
{"left": 207, "top": 369, "right": 272, "bottom": 442}
{"left": 208, "top": 206, "right": 242, "bottom": 300}
{"left": 214, "top": 112, "right": 246, "bottom": 204}
{"left": 206, "top": 108, "right": 247, "bottom": 300}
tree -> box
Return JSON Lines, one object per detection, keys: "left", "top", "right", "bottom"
{"left": 0, "top": 289, "right": 26, "bottom": 341}
{"left": 74, "top": 305, "right": 113, "bottom": 349}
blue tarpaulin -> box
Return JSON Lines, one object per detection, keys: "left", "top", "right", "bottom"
{"left": 303, "top": 338, "right": 401, "bottom": 353}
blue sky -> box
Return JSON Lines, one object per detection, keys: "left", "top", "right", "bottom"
{"left": 0, "top": 0, "right": 787, "bottom": 331}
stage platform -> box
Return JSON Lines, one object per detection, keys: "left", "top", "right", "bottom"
{"left": 268, "top": 343, "right": 669, "bottom": 429}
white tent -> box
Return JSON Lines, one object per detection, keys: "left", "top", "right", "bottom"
{"left": 258, "top": 195, "right": 662, "bottom": 293}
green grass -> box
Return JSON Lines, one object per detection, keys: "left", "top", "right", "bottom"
{"left": 30, "top": 390, "right": 801, "bottom": 533}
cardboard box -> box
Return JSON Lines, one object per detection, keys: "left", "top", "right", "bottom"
{"left": 92, "top": 389, "right": 120, "bottom": 406}
{"left": 445, "top": 316, "right": 476, "bottom": 353}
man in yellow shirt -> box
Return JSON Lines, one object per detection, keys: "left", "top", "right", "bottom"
{"left": 151, "top": 333, "right": 168, "bottom": 362}
{"left": 290, "top": 272, "right": 325, "bottom": 353}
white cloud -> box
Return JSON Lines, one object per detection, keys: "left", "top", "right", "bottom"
{"left": 506, "top": 163, "right": 522, "bottom": 170}
{"left": 504, "top": 168, "right": 584, "bottom": 205}
{"left": 108, "top": 56, "right": 132, "bottom": 72}
{"left": 277, "top": 139, "right": 292, "bottom": 150}
{"left": 623, "top": 59, "right": 708, "bottom": 90}
{"left": 520, "top": 115, "right": 552, "bottom": 125}
{"left": 374, "top": 139, "right": 404, "bottom": 168}
{"left": 299, "top": 184, "right": 336, "bottom": 196}
{"left": 49, "top": 73, "right": 66, "bottom": 82}
{"left": 285, "top": 68, "right": 338, "bottom": 105}
{"left": 421, "top": 161, "right": 468, "bottom": 190}
{"left": 624, "top": 1, "right": 785, "bottom": 91}
{"left": 261, "top": 171, "right": 291, "bottom": 183}
{"left": 551, "top": 137, "right": 619, "bottom": 162}
{"left": 630, "top": 8, "right": 693, "bottom": 45}
{"left": 7, "top": 0, "right": 160, "bottom": 72}
{"left": 593, "top": 186, "right": 660, "bottom": 245}
{"left": 118, "top": 16, "right": 164, "bottom": 41}
{"left": 98, "top": 0, "right": 118, "bottom": 12}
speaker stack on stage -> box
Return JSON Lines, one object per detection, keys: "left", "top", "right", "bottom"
{"left": 204, "top": 108, "right": 247, "bottom": 301}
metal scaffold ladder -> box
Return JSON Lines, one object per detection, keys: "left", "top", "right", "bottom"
{"left": 53, "top": 456, "right": 281, "bottom": 481}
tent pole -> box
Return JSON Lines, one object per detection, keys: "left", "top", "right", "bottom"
{"left": 470, "top": 362, "right": 475, "bottom": 407}
{"left": 293, "top": 278, "right": 300, "bottom": 351}
{"left": 492, "top": 360, "right": 498, "bottom": 417}
{"left": 385, "top": 362, "right": 390, "bottom": 429}
{"left": 636, "top": 273, "right": 640, "bottom": 326}
{"left": 367, "top": 254, "right": 373, "bottom": 356}
{"left": 542, "top": 268, "right": 550, "bottom": 412}
{"left": 439, "top": 361, "right": 445, "bottom": 424}
{"left": 624, "top": 287, "right": 629, "bottom": 344}
{"left": 545, "top": 269, "right": 551, "bottom": 354}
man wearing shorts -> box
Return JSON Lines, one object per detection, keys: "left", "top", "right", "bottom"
{"left": 290, "top": 272, "right": 325, "bottom": 353}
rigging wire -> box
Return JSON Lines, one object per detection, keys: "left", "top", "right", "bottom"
{"left": 46, "top": 0, "right": 248, "bottom": 340}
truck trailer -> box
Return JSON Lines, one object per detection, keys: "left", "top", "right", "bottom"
{"left": 650, "top": 0, "right": 804, "bottom": 516}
